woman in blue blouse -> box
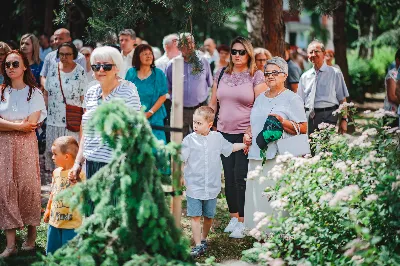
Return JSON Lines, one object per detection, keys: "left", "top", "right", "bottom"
{"left": 125, "top": 44, "right": 168, "bottom": 143}
{"left": 20, "top": 34, "right": 43, "bottom": 86}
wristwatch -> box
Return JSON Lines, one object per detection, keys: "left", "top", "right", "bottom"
{"left": 341, "top": 117, "right": 349, "bottom": 122}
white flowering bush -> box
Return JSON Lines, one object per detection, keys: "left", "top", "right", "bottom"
{"left": 242, "top": 109, "right": 400, "bottom": 265}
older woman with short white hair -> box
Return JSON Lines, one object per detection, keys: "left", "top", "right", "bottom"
{"left": 69, "top": 46, "right": 141, "bottom": 185}
{"left": 243, "top": 57, "right": 307, "bottom": 230}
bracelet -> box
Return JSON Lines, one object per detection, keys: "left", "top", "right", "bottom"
{"left": 148, "top": 110, "right": 154, "bottom": 114}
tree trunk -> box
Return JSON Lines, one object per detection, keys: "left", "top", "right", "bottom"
{"left": 246, "top": 0, "right": 264, "bottom": 48}
{"left": 44, "top": 0, "right": 56, "bottom": 36}
{"left": 263, "top": 0, "right": 285, "bottom": 57}
{"left": 356, "top": 2, "right": 374, "bottom": 59}
{"left": 333, "top": 0, "right": 350, "bottom": 89}
{"left": 23, "top": 0, "right": 33, "bottom": 33}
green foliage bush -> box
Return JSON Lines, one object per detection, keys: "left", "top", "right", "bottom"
{"left": 33, "top": 100, "right": 193, "bottom": 266}
{"left": 242, "top": 108, "right": 400, "bottom": 265}
{"left": 348, "top": 46, "right": 395, "bottom": 101}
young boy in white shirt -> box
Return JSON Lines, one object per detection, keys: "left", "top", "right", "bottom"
{"left": 181, "top": 106, "right": 247, "bottom": 257}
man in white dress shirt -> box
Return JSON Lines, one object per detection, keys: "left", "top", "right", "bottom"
{"left": 118, "top": 29, "right": 136, "bottom": 78}
{"left": 155, "top": 34, "right": 181, "bottom": 73}
{"left": 297, "top": 40, "right": 349, "bottom": 135}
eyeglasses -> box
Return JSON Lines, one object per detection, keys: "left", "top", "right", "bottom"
{"left": 231, "top": 49, "right": 247, "bottom": 56}
{"left": 5, "top": 61, "right": 20, "bottom": 69}
{"left": 59, "top": 53, "right": 73, "bottom": 57}
{"left": 308, "top": 50, "right": 322, "bottom": 55}
{"left": 264, "top": 71, "right": 285, "bottom": 77}
{"left": 91, "top": 63, "right": 115, "bottom": 72}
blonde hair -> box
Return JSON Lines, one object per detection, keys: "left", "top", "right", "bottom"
{"left": 20, "top": 34, "right": 41, "bottom": 65}
{"left": 254, "top": 47, "right": 272, "bottom": 60}
{"left": 0, "top": 42, "right": 11, "bottom": 54}
{"left": 226, "top": 36, "right": 257, "bottom": 76}
{"left": 194, "top": 106, "right": 215, "bottom": 123}
{"left": 53, "top": 136, "right": 79, "bottom": 158}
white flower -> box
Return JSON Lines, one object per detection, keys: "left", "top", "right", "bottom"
{"left": 262, "top": 242, "right": 275, "bottom": 249}
{"left": 334, "top": 161, "right": 347, "bottom": 172}
{"left": 319, "top": 192, "right": 333, "bottom": 203}
{"left": 276, "top": 153, "right": 294, "bottom": 163}
{"left": 351, "top": 255, "right": 364, "bottom": 265}
{"left": 253, "top": 211, "right": 267, "bottom": 223}
{"left": 318, "top": 122, "right": 335, "bottom": 130}
{"left": 256, "top": 216, "right": 272, "bottom": 230}
{"left": 363, "top": 110, "right": 371, "bottom": 114}
{"left": 332, "top": 102, "right": 355, "bottom": 116}
{"left": 270, "top": 197, "right": 288, "bottom": 210}
{"left": 365, "top": 194, "right": 378, "bottom": 202}
{"left": 293, "top": 223, "right": 309, "bottom": 234}
{"left": 268, "top": 164, "right": 285, "bottom": 181}
{"left": 269, "top": 258, "right": 285, "bottom": 266}
{"left": 373, "top": 108, "right": 397, "bottom": 119}
{"left": 329, "top": 185, "right": 360, "bottom": 206}
{"left": 362, "top": 128, "right": 378, "bottom": 136}
{"left": 392, "top": 181, "right": 400, "bottom": 191}
{"left": 258, "top": 251, "right": 273, "bottom": 261}
{"left": 247, "top": 169, "right": 260, "bottom": 180}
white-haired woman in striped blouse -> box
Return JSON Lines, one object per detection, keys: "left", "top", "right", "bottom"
{"left": 69, "top": 46, "right": 141, "bottom": 188}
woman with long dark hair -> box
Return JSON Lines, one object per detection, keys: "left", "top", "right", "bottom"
{"left": 0, "top": 50, "right": 47, "bottom": 257}
{"left": 125, "top": 44, "right": 168, "bottom": 143}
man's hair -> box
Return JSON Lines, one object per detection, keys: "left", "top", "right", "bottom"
{"left": 162, "top": 34, "right": 178, "bottom": 48}
{"left": 119, "top": 29, "right": 136, "bottom": 40}
{"left": 53, "top": 136, "right": 79, "bottom": 158}
{"left": 308, "top": 39, "right": 325, "bottom": 53}
{"left": 54, "top": 28, "right": 71, "bottom": 39}
{"left": 194, "top": 106, "right": 215, "bottom": 123}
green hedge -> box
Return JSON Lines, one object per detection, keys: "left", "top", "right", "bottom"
{"left": 347, "top": 46, "right": 395, "bottom": 101}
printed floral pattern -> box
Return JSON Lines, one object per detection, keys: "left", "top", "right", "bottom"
{"left": 214, "top": 68, "right": 265, "bottom": 87}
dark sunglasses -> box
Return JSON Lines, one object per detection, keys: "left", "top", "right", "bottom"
{"left": 264, "top": 71, "right": 285, "bottom": 77}
{"left": 5, "top": 61, "right": 20, "bottom": 69}
{"left": 231, "top": 49, "right": 247, "bottom": 56}
{"left": 91, "top": 64, "right": 115, "bottom": 72}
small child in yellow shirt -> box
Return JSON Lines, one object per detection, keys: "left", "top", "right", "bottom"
{"left": 43, "top": 136, "right": 85, "bottom": 255}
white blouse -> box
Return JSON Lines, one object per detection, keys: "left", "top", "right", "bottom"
{"left": 181, "top": 131, "right": 233, "bottom": 200}
{"left": 45, "top": 63, "right": 88, "bottom": 127}
{"left": 248, "top": 89, "right": 307, "bottom": 160}
{"left": 0, "top": 86, "right": 47, "bottom": 122}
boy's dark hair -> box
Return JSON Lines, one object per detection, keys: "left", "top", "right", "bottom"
{"left": 194, "top": 106, "right": 215, "bottom": 123}
{"left": 53, "top": 136, "right": 79, "bottom": 158}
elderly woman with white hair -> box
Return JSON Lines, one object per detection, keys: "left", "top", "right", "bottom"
{"left": 243, "top": 57, "right": 307, "bottom": 229}
{"left": 69, "top": 46, "right": 141, "bottom": 185}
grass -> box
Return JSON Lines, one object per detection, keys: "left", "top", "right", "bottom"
{"left": 0, "top": 195, "right": 254, "bottom": 265}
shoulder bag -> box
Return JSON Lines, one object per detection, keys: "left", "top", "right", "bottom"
{"left": 213, "top": 67, "right": 227, "bottom": 128}
{"left": 58, "top": 64, "right": 84, "bottom": 132}
{"left": 277, "top": 120, "right": 311, "bottom": 157}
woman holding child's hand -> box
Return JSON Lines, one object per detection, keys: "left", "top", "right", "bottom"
{"left": 69, "top": 46, "right": 141, "bottom": 213}
{"left": 0, "top": 50, "right": 47, "bottom": 258}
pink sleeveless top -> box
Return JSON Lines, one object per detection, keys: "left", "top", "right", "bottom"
{"left": 215, "top": 69, "right": 264, "bottom": 134}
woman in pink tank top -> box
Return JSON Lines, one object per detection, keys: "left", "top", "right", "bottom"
{"left": 209, "top": 36, "right": 267, "bottom": 238}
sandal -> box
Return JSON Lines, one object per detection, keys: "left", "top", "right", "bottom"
{"left": 0, "top": 246, "right": 18, "bottom": 258}
{"left": 21, "top": 241, "right": 35, "bottom": 251}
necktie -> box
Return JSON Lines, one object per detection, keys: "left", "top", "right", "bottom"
{"left": 308, "top": 70, "right": 319, "bottom": 119}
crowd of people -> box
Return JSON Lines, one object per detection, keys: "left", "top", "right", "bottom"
{"left": 0, "top": 26, "right": 398, "bottom": 259}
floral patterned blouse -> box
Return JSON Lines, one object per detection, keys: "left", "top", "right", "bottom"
{"left": 44, "top": 63, "right": 88, "bottom": 127}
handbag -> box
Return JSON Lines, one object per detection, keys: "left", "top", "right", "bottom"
{"left": 58, "top": 64, "right": 84, "bottom": 132}
{"left": 277, "top": 120, "right": 311, "bottom": 157}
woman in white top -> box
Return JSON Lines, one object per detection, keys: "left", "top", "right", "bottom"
{"left": 0, "top": 50, "right": 47, "bottom": 258}
{"left": 69, "top": 46, "right": 141, "bottom": 214}
{"left": 243, "top": 57, "right": 307, "bottom": 229}
{"left": 44, "top": 42, "right": 88, "bottom": 170}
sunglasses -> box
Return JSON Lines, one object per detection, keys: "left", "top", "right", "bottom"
{"left": 231, "top": 49, "right": 247, "bottom": 56}
{"left": 5, "top": 61, "right": 20, "bottom": 69}
{"left": 264, "top": 71, "right": 285, "bottom": 77}
{"left": 91, "top": 63, "right": 115, "bottom": 72}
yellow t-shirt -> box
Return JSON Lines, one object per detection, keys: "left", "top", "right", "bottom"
{"left": 49, "top": 167, "right": 86, "bottom": 229}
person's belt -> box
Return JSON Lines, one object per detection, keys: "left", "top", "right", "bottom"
{"left": 183, "top": 101, "right": 207, "bottom": 110}
{"left": 305, "top": 105, "right": 338, "bottom": 113}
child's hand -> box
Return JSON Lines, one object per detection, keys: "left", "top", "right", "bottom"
{"left": 243, "top": 146, "right": 249, "bottom": 155}
{"left": 43, "top": 209, "right": 50, "bottom": 223}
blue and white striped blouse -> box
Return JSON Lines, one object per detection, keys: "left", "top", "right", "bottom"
{"left": 82, "top": 80, "right": 141, "bottom": 163}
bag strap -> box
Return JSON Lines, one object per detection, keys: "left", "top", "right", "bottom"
{"left": 57, "top": 63, "right": 67, "bottom": 104}
{"left": 217, "top": 67, "right": 227, "bottom": 90}
{"left": 288, "top": 120, "right": 300, "bottom": 135}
